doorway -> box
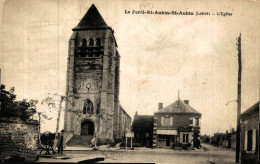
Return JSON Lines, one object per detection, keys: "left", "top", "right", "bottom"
{"left": 81, "top": 120, "right": 94, "bottom": 136}
{"left": 166, "top": 136, "right": 171, "bottom": 147}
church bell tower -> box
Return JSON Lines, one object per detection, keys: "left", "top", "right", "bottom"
{"left": 64, "top": 4, "right": 120, "bottom": 143}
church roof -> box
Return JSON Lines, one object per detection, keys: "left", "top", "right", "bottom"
{"left": 155, "top": 100, "right": 201, "bottom": 115}
{"left": 73, "top": 4, "right": 111, "bottom": 30}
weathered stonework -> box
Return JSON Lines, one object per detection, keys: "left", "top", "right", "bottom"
{"left": 0, "top": 118, "right": 39, "bottom": 161}
{"left": 64, "top": 4, "right": 128, "bottom": 144}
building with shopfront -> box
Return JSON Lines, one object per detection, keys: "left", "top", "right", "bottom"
{"left": 153, "top": 99, "right": 201, "bottom": 148}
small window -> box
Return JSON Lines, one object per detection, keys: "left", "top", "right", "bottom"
{"left": 196, "top": 118, "right": 199, "bottom": 126}
{"left": 89, "top": 38, "right": 94, "bottom": 46}
{"left": 189, "top": 118, "right": 193, "bottom": 125}
{"left": 81, "top": 38, "right": 87, "bottom": 46}
{"left": 96, "top": 38, "right": 101, "bottom": 46}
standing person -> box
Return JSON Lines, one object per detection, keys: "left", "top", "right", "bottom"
{"left": 57, "top": 130, "right": 65, "bottom": 154}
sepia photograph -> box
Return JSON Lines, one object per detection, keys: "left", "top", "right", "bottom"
{"left": 0, "top": 0, "right": 259, "bottom": 163}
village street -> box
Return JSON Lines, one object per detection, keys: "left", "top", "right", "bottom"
{"left": 37, "top": 144, "right": 236, "bottom": 163}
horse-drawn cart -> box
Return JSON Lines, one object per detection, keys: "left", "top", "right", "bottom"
{"left": 39, "top": 131, "right": 56, "bottom": 155}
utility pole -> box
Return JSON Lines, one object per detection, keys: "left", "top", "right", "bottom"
{"left": 0, "top": 68, "right": 1, "bottom": 112}
{"left": 258, "top": 89, "right": 260, "bottom": 164}
{"left": 236, "top": 33, "right": 242, "bottom": 163}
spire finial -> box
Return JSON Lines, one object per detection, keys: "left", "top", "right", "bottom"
{"left": 178, "top": 90, "right": 180, "bottom": 100}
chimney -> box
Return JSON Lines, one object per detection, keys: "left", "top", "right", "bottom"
{"left": 184, "top": 100, "right": 189, "bottom": 105}
{"left": 158, "top": 103, "right": 163, "bottom": 110}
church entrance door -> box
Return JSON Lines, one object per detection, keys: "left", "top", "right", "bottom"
{"left": 81, "top": 121, "right": 94, "bottom": 136}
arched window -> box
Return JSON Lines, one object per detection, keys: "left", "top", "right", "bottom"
{"left": 89, "top": 38, "right": 94, "bottom": 46}
{"left": 83, "top": 106, "right": 87, "bottom": 114}
{"left": 96, "top": 38, "right": 101, "bottom": 46}
{"left": 81, "top": 38, "right": 87, "bottom": 47}
{"left": 83, "top": 99, "right": 93, "bottom": 114}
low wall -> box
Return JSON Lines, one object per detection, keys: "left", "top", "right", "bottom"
{"left": 0, "top": 118, "right": 39, "bottom": 161}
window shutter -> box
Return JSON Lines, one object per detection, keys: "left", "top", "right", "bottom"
{"left": 244, "top": 131, "right": 248, "bottom": 151}
{"left": 189, "top": 133, "right": 193, "bottom": 143}
{"left": 166, "top": 118, "right": 170, "bottom": 126}
{"left": 252, "top": 129, "right": 256, "bottom": 152}
{"left": 186, "top": 134, "right": 189, "bottom": 143}
{"left": 170, "top": 117, "right": 173, "bottom": 126}
{"left": 193, "top": 118, "right": 196, "bottom": 126}
{"left": 180, "top": 132, "right": 183, "bottom": 143}
{"left": 161, "top": 117, "right": 164, "bottom": 126}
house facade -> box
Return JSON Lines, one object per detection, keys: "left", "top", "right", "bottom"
{"left": 64, "top": 4, "right": 131, "bottom": 144}
{"left": 240, "top": 101, "right": 259, "bottom": 164}
{"left": 132, "top": 112, "right": 154, "bottom": 147}
{"left": 153, "top": 100, "right": 201, "bottom": 148}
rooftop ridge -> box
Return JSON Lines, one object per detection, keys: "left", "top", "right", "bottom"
{"left": 155, "top": 99, "right": 201, "bottom": 115}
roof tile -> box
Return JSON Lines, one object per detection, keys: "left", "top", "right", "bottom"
{"left": 155, "top": 100, "right": 201, "bottom": 115}
{"left": 73, "top": 4, "right": 110, "bottom": 30}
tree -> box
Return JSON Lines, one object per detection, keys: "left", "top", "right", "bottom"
{"left": 41, "top": 94, "right": 66, "bottom": 152}
{"left": 0, "top": 84, "right": 38, "bottom": 121}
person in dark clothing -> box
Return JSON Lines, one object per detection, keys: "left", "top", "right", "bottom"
{"left": 57, "top": 130, "right": 65, "bottom": 154}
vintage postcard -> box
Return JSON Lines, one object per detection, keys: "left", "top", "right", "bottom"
{"left": 0, "top": 0, "right": 259, "bottom": 163}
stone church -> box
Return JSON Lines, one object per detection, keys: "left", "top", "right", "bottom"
{"left": 64, "top": 4, "right": 131, "bottom": 144}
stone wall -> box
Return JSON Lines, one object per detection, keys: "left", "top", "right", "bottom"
{"left": 0, "top": 118, "right": 39, "bottom": 161}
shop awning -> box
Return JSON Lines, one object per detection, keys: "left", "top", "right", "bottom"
{"left": 157, "top": 130, "right": 177, "bottom": 135}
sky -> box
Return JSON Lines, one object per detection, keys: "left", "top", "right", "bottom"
{"left": 0, "top": 0, "right": 259, "bottom": 136}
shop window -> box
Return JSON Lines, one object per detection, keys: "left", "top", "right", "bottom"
{"left": 183, "top": 134, "right": 189, "bottom": 143}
